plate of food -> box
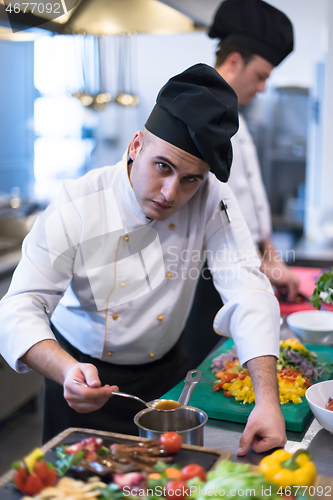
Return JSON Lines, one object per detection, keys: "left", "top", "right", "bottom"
{"left": 163, "top": 338, "right": 333, "bottom": 431}
{"left": 0, "top": 428, "right": 231, "bottom": 500}
{"left": 0, "top": 428, "right": 332, "bottom": 499}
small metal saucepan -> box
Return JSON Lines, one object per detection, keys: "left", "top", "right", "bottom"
{"left": 134, "top": 370, "right": 208, "bottom": 446}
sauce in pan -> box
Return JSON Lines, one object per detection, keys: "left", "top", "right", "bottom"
{"left": 154, "top": 399, "right": 181, "bottom": 410}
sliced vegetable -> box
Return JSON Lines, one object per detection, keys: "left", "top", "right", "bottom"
{"left": 23, "top": 448, "right": 45, "bottom": 474}
{"left": 280, "top": 339, "right": 309, "bottom": 353}
{"left": 212, "top": 338, "right": 327, "bottom": 405}
{"left": 213, "top": 360, "right": 249, "bottom": 393}
{"left": 165, "top": 467, "right": 183, "bottom": 479}
{"left": 55, "top": 447, "right": 85, "bottom": 476}
{"left": 113, "top": 472, "right": 146, "bottom": 490}
{"left": 222, "top": 375, "right": 255, "bottom": 404}
{"left": 326, "top": 397, "right": 333, "bottom": 411}
{"left": 64, "top": 436, "right": 103, "bottom": 461}
{"left": 12, "top": 457, "right": 57, "bottom": 495}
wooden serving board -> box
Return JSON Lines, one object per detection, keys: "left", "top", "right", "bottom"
{"left": 163, "top": 339, "right": 333, "bottom": 432}
{"left": 0, "top": 428, "right": 232, "bottom": 499}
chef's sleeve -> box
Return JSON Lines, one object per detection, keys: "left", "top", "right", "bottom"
{"left": 204, "top": 185, "right": 280, "bottom": 367}
{"left": 0, "top": 189, "right": 79, "bottom": 373}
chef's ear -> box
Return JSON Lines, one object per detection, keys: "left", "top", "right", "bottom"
{"left": 129, "top": 131, "right": 143, "bottom": 161}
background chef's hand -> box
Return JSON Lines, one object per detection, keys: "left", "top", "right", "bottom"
{"left": 260, "top": 259, "right": 300, "bottom": 302}
{"left": 64, "top": 363, "right": 118, "bottom": 413}
{"left": 237, "top": 401, "right": 287, "bottom": 456}
{"left": 259, "top": 237, "right": 300, "bottom": 303}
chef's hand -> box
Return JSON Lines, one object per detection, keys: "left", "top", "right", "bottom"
{"left": 237, "top": 402, "right": 287, "bottom": 456}
{"left": 237, "top": 355, "right": 287, "bottom": 456}
{"left": 64, "top": 363, "right": 119, "bottom": 413}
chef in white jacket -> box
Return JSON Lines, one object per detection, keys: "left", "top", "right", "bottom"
{"left": 210, "top": 0, "right": 301, "bottom": 301}
{"left": 0, "top": 64, "right": 285, "bottom": 455}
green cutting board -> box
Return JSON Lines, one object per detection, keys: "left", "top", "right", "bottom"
{"left": 162, "top": 339, "right": 333, "bottom": 432}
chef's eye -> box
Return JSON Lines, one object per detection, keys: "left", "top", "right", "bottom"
{"left": 185, "top": 176, "right": 197, "bottom": 183}
{"left": 158, "top": 162, "right": 170, "bottom": 172}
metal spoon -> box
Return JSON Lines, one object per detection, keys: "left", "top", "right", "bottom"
{"left": 72, "top": 379, "right": 179, "bottom": 411}
{"left": 111, "top": 392, "right": 181, "bottom": 411}
{"left": 72, "top": 369, "right": 202, "bottom": 411}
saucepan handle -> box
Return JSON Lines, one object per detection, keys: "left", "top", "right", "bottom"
{"left": 177, "top": 370, "right": 202, "bottom": 406}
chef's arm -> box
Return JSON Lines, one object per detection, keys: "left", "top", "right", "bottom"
{"left": 21, "top": 340, "right": 117, "bottom": 413}
{"left": 259, "top": 237, "right": 300, "bottom": 302}
{"left": 237, "top": 355, "right": 286, "bottom": 456}
{"left": 204, "top": 188, "right": 287, "bottom": 454}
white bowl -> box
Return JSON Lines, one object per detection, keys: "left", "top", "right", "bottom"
{"left": 306, "top": 380, "right": 333, "bottom": 434}
{"left": 286, "top": 310, "right": 333, "bottom": 344}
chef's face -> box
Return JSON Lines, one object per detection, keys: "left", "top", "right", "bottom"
{"left": 129, "top": 130, "right": 210, "bottom": 221}
{"left": 225, "top": 54, "right": 274, "bottom": 106}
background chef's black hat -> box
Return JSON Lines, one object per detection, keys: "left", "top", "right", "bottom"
{"left": 208, "top": 0, "right": 294, "bottom": 67}
{"left": 145, "top": 63, "right": 239, "bottom": 182}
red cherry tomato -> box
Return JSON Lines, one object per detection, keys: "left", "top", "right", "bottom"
{"left": 327, "top": 400, "right": 333, "bottom": 411}
{"left": 181, "top": 464, "right": 207, "bottom": 481}
{"left": 159, "top": 432, "right": 182, "bottom": 454}
{"left": 165, "top": 479, "right": 189, "bottom": 500}
{"left": 23, "top": 473, "right": 44, "bottom": 496}
{"left": 34, "top": 461, "right": 57, "bottom": 487}
{"left": 13, "top": 466, "right": 28, "bottom": 492}
{"left": 44, "top": 467, "right": 57, "bottom": 487}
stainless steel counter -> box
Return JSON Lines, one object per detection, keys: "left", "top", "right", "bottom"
{"left": 203, "top": 410, "right": 333, "bottom": 478}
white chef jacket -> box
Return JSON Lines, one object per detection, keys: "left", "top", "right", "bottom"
{"left": 0, "top": 151, "right": 280, "bottom": 373}
{"left": 228, "top": 113, "right": 272, "bottom": 247}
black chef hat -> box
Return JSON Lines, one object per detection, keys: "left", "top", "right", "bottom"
{"left": 208, "top": 0, "right": 294, "bottom": 67}
{"left": 145, "top": 63, "right": 239, "bottom": 183}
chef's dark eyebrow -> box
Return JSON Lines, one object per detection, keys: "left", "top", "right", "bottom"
{"left": 155, "top": 156, "right": 205, "bottom": 180}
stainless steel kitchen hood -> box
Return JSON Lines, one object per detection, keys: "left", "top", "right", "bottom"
{"left": 61, "top": 0, "right": 197, "bottom": 35}
{"left": 0, "top": 0, "right": 216, "bottom": 36}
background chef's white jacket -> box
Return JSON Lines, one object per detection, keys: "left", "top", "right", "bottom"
{"left": 0, "top": 151, "right": 280, "bottom": 373}
{"left": 228, "top": 114, "right": 272, "bottom": 247}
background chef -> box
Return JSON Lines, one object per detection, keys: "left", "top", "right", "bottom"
{"left": 185, "top": 0, "right": 301, "bottom": 368}
{"left": 0, "top": 64, "right": 285, "bottom": 456}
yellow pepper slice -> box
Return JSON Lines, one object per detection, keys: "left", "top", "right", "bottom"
{"left": 23, "top": 447, "right": 45, "bottom": 473}
{"left": 280, "top": 338, "right": 309, "bottom": 352}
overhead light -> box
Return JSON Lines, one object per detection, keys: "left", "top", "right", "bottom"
{"left": 72, "top": 91, "right": 113, "bottom": 109}
{"left": 115, "top": 93, "right": 139, "bottom": 107}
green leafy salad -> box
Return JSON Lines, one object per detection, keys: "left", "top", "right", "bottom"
{"left": 310, "top": 268, "right": 333, "bottom": 309}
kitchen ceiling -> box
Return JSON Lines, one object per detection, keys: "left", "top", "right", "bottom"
{"left": 0, "top": 0, "right": 223, "bottom": 36}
